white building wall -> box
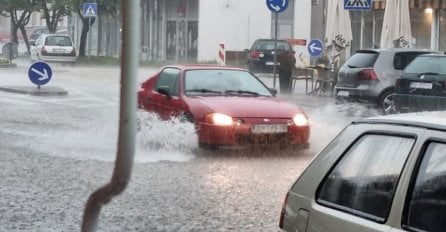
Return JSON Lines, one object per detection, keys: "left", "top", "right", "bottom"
{"left": 198, "top": 0, "right": 272, "bottom": 62}
{"left": 293, "top": 1, "right": 312, "bottom": 67}
{"left": 197, "top": 0, "right": 313, "bottom": 64}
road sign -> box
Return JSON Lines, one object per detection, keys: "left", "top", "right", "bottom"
{"left": 308, "top": 39, "right": 324, "bottom": 57}
{"left": 266, "top": 0, "right": 289, "bottom": 13}
{"left": 344, "top": 0, "right": 372, "bottom": 11}
{"left": 83, "top": 3, "right": 97, "bottom": 17}
{"left": 28, "top": 62, "right": 52, "bottom": 86}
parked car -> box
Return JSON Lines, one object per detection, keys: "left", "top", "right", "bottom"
{"left": 137, "top": 65, "right": 310, "bottom": 149}
{"left": 335, "top": 48, "right": 437, "bottom": 114}
{"left": 28, "top": 27, "right": 49, "bottom": 45}
{"left": 245, "top": 39, "right": 296, "bottom": 73}
{"left": 279, "top": 111, "right": 446, "bottom": 232}
{"left": 30, "top": 34, "right": 77, "bottom": 63}
{"left": 394, "top": 54, "right": 446, "bottom": 113}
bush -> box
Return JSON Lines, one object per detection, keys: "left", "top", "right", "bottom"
{"left": 0, "top": 58, "right": 10, "bottom": 64}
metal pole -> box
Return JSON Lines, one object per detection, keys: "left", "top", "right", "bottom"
{"left": 81, "top": 0, "right": 139, "bottom": 230}
{"left": 88, "top": 17, "right": 92, "bottom": 55}
{"left": 273, "top": 12, "right": 278, "bottom": 88}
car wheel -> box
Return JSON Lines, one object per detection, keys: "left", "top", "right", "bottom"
{"left": 379, "top": 89, "right": 396, "bottom": 115}
{"left": 179, "top": 113, "right": 194, "bottom": 123}
{"left": 198, "top": 142, "right": 219, "bottom": 150}
{"left": 247, "top": 62, "right": 257, "bottom": 73}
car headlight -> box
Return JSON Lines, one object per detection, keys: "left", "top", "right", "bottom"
{"left": 206, "top": 113, "right": 233, "bottom": 126}
{"left": 293, "top": 113, "right": 309, "bottom": 126}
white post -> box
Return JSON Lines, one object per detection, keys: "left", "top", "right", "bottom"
{"left": 218, "top": 43, "right": 225, "bottom": 66}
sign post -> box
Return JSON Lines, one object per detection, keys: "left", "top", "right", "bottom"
{"left": 266, "top": 0, "right": 289, "bottom": 88}
{"left": 83, "top": 3, "right": 97, "bottom": 56}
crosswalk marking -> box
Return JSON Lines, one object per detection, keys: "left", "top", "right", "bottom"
{"left": 345, "top": 0, "right": 370, "bottom": 8}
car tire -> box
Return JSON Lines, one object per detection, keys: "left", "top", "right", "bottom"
{"left": 198, "top": 142, "right": 219, "bottom": 150}
{"left": 379, "top": 89, "right": 396, "bottom": 115}
{"left": 247, "top": 62, "right": 257, "bottom": 73}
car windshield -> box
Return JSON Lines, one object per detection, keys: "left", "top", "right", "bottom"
{"left": 344, "top": 51, "right": 379, "bottom": 68}
{"left": 404, "top": 56, "right": 446, "bottom": 75}
{"left": 184, "top": 69, "right": 273, "bottom": 96}
{"left": 255, "top": 40, "right": 291, "bottom": 51}
{"left": 45, "top": 36, "right": 72, "bottom": 46}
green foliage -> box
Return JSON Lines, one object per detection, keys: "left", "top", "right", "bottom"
{"left": 76, "top": 56, "right": 121, "bottom": 66}
{"left": 0, "top": 58, "right": 11, "bottom": 64}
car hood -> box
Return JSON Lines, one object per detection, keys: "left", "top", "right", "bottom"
{"left": 187, "top": 96, "right": 304, "bottom": 118}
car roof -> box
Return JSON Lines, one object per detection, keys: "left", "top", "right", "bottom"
{"left": 255, "top": 38, "right": 289, "bottom": 42}
{"left": 355, "top": 48, "right": 440, "bottom": 54}
{"left": 354, "top": 111, "right": 446, "bottom": 131}
{"left": 162, "top": 64, "right": 249, "bottom": 71}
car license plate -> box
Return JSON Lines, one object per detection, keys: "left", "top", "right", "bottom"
{"left": 53, "top": 48, "right": 65, "bottom": 53}
{"left": 265, "top": 62, "right": 275, "bottom": 66}
{"left": 410, "top": 82, "right": 433, "bottom": 89}
{"left": 337, "top": 90, "right": 349, "bottom": 97}
{"left": 251, "top": 124, "right": 287, "bottom": 134}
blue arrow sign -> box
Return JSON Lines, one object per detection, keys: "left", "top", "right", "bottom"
{"left": 344, "top": 0, "right": 372, "bottom": 11}
{"left": 28, "top": 62, "right": 52, "bottom": 86}
{"left": 266, "top": 0, "right": 289, "bottom": 13}
{"left": 308, "top": 39, "right": 324, "bottom": 57}
{"left": 83, "top": 3, "right": 97, "bottom": 17}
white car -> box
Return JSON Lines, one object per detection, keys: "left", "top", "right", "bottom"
{"left": 280, "top": 111, "right": 446, "bottom": 232}
{"left": 30, "top": 34, "right": 77, "bottom": 63}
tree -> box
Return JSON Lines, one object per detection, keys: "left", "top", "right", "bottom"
{"left": 72, "top": 0, "right": 119, "bottom": 57}
{"left": 0, "top": 0, "right": 39, "bottom": 53}
{"left": 40, "top": 0, "right": 73, "bottom": 33}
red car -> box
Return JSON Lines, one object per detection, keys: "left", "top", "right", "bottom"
{"left": 138, "top": 65, "right": 310, "bottom": 149}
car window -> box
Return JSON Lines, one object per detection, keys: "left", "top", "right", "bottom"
{"left": 155, "top": 68, "right": 181, "bottom": 96}
{"left": 45, "top": 36, "right": 73, "bottom": 46}
{"left": 255, "top": 40, "right": 291, "bottom": 51}
{"left": 184, "top": 69, "right": 273, "bottom": 96}
{"left": 404, "top": 56, "right": 446, "bottom": 75}
{"left": 404, "top": 142, "right": 446, "bottom": 232}
{"left": 344, "top": 51, "right": 379, "bottom": 68}
{"left": 317, "top": 134, "right": 414, "bottom": 222}
{"left": 393, "top": 52, "right": 430, "bottom": 70}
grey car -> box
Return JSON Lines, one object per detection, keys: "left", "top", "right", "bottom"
{"left": 279, "top": 111, "right": 446, "bottom": 232}
{"left": 335, "top": 48, "right": 436, "bottom": 114}
{"left": 394, "top": 54, "right": 446, "bottom": 113}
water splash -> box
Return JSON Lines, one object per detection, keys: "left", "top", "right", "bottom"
{"left": 135, "top": 111, "right": 197, "bottom": 162}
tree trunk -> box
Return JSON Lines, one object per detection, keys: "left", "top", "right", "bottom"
{"left": 18, "top": 26, "right": 31, "bottom": 54}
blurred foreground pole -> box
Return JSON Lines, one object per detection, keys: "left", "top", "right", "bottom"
{"left": 81, "top": 0, "right": 140, "bottom": 231}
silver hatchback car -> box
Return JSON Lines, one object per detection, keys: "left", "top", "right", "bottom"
{"left": 279, "top": 112, "right": 446, "bottom": 232}
{"left": 30, "top": 34, "right": 77, "bottom": 63}
{"left": 335, "top": 48, "right": 436, "bottom": 114}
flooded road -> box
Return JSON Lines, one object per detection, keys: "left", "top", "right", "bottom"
{"left": 0, "top": 63, "right": 381, "bottom": 231}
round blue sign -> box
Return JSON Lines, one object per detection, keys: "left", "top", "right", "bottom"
{"left": 307, "top": 39, "right": 324, "bottom": 57}
{"left": 28, "top": 61, "right": 52, "bottom": 86}
{"left": 266, "top": 0, "right": 289, "bottom": 13}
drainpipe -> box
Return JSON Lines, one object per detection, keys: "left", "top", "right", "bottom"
{"left": 81, "top": 0, "right": 139, "bottom": 231}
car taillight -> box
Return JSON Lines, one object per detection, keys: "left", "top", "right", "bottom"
{"left": 250, "top": 50, "right": 260, "bottom": 59}
{"left": 443, "top": 80, "right": 446, "bottom": 91}
{"left": 279, "top": 192, "right": 289, "bottom": 229}
{"left": 358, "top": 69, "right": 378, "bottom": 81}
{"left": 41, "top": 46, "right": 48, "bottom": 55}
{"left": 70, "top": 49, "right": 76, "bottom": 56}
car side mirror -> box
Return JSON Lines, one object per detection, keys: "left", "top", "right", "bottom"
{"left": 30, "top": 41, "right": 36, "bottom": 46}
{"left": 269, "top": 88, "right": 278, "bottom": 96}
{"left": 157, "top": 86, "right": 171, "bottom": 99}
